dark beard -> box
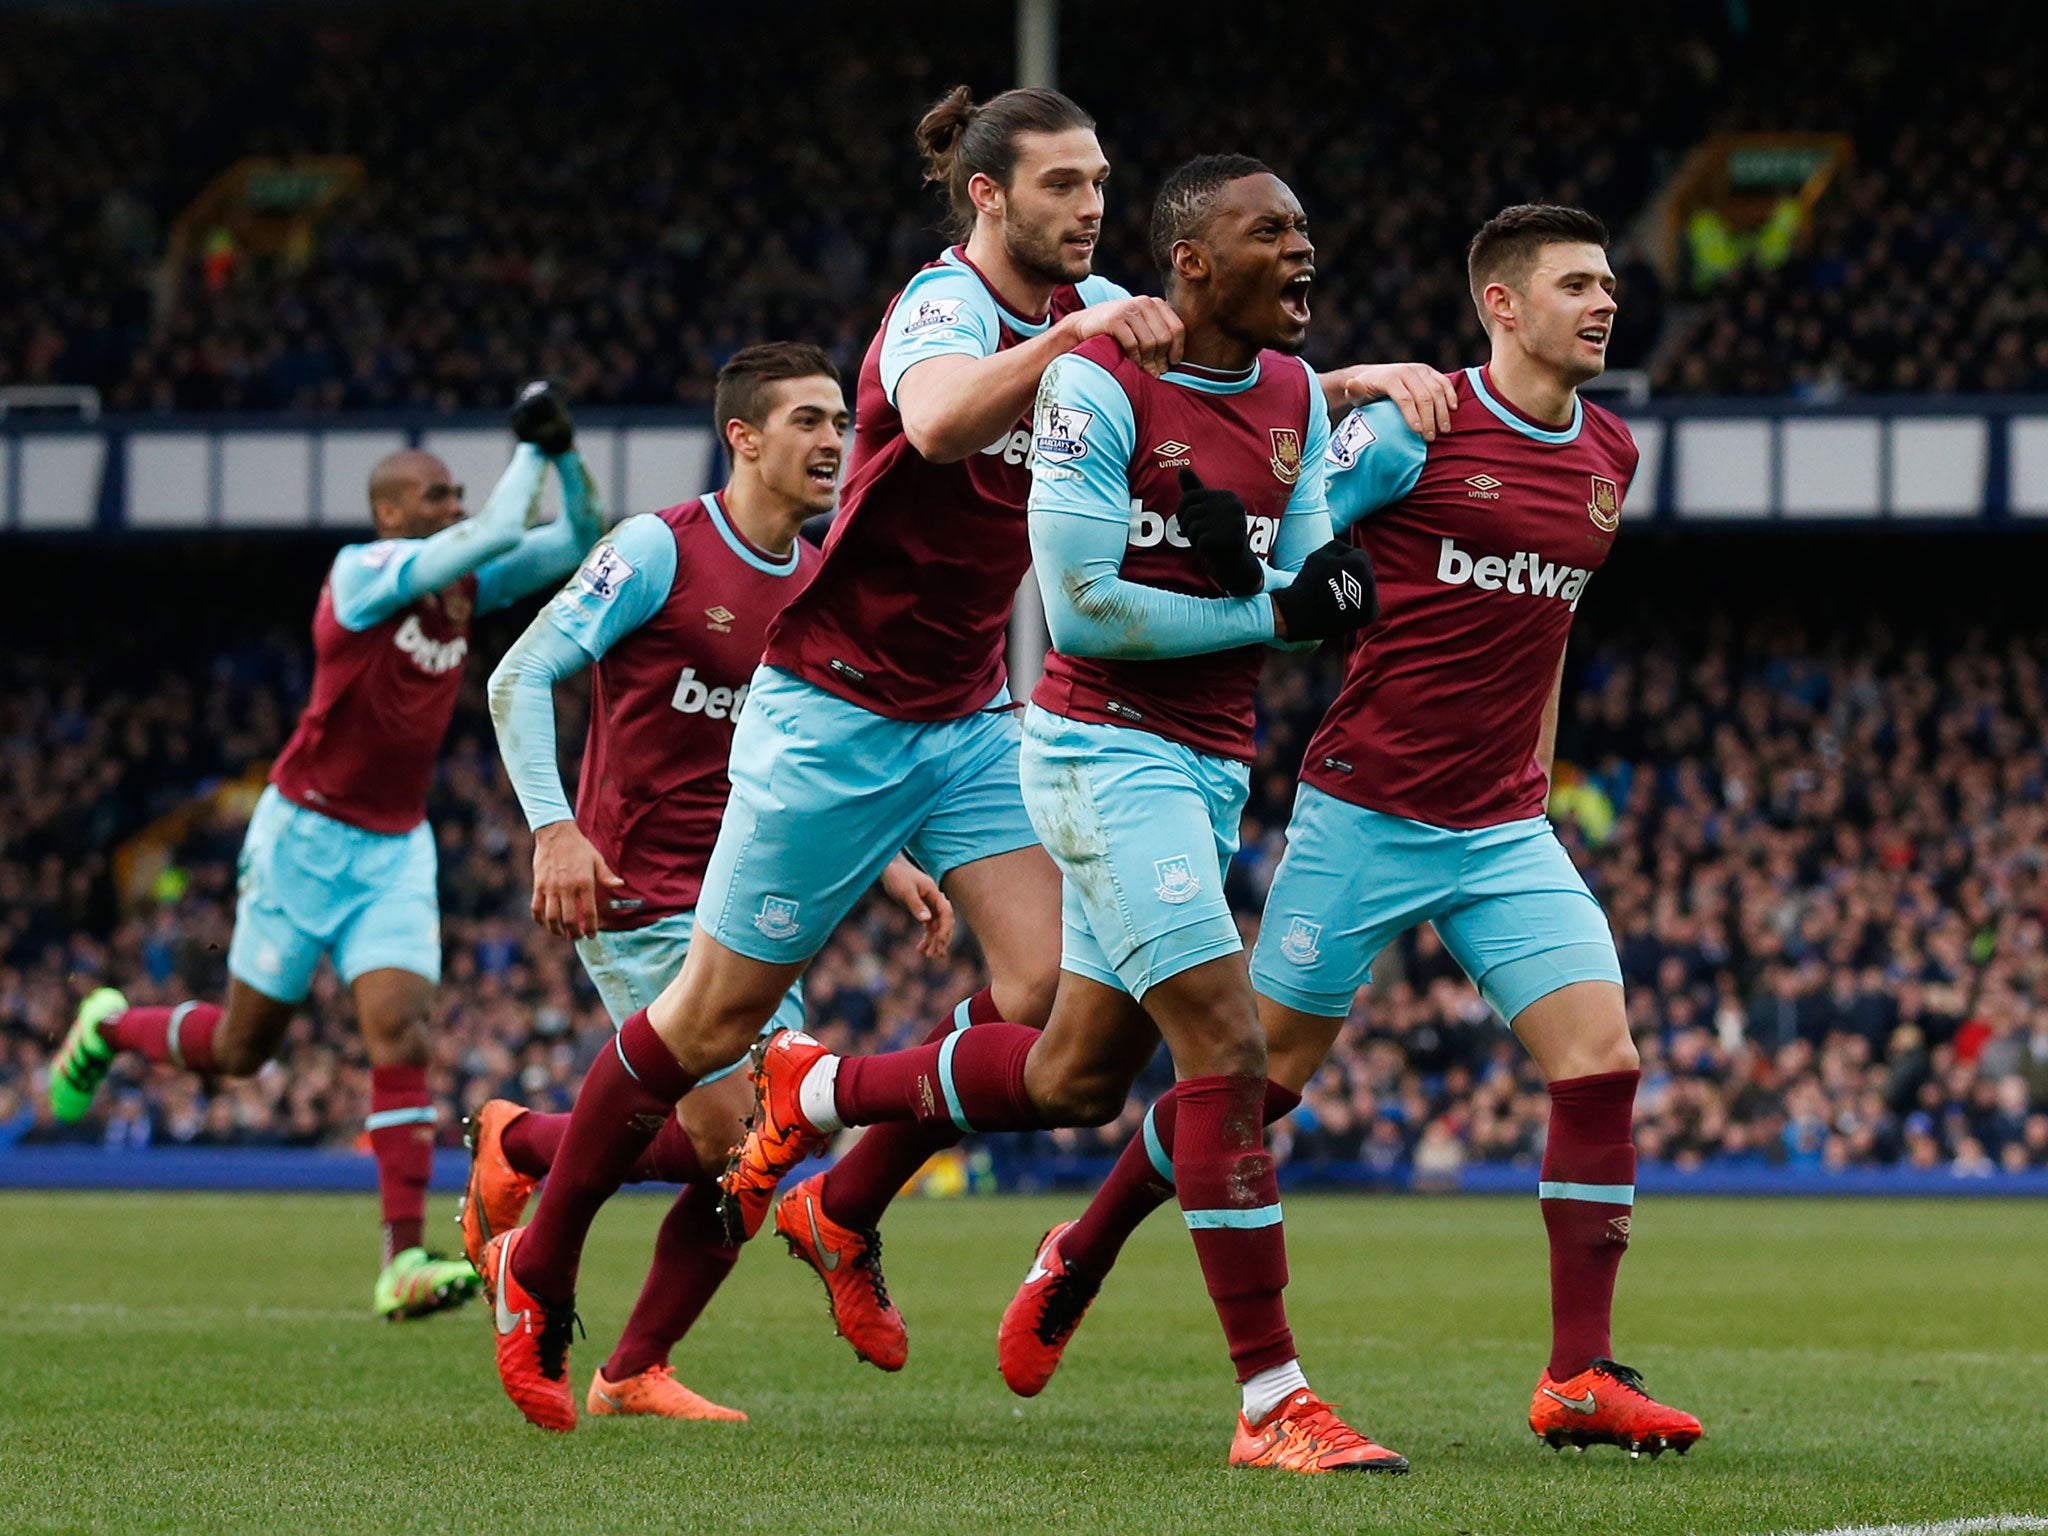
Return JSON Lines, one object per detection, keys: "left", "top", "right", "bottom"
{"left": 1005, "top": 223, "right": 1086, "bottom": 288}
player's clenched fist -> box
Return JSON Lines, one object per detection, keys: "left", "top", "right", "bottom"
{"left": 530, "top": 819, "right": 624, "bottom": 940}
{"left": 1175, "top": 468, "right": 1263, "bottom": 597}
{"left": 1062, "top": 296, "right": 1184, "bottom": 376}
{"left": 1272, "top": 540, "right": 1379, "bottom": 642}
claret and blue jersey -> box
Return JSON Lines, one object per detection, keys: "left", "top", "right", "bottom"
{"left": 1309, "top": 363, "right": 1639, "bottom": 831}
{"left": 1026, "top": 334, "right": 1331, "bottom": 762}
{"left": 762, "top": 247, "right": 1130, "bottom": 721}
{"left": 1018, "top": 333, "right": 1329, "bottom": 1001}
{"left": 1246, "top": 365, "right": 1637, "bottom": 1027}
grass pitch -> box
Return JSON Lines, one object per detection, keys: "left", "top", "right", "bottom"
{"left": 2, "top": 1191, "right": 2045, "bottom": 1536}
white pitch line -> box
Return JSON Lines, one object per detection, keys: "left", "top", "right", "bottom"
{"left": 1766, "top": 1518, "right": 2048, "bottom": 1536}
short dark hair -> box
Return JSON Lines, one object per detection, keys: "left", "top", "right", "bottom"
{"left": 1466, "top": 204, "right": 1610, "bottom": 313}
{"left": 713, "top": 342, "right": 840, "bottom": 439}
{"left": 1149, "top": 154, "right": 1272, "bottom": 274}
{"left": 914, "top": 85, "right": 1097, "bottom": 239}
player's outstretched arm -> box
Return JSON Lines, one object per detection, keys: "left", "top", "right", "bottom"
{"left": 330, "top": 444, "right": 547, "bottom": 631}
{"left": 475, "top": 449, "right": 608, "bottom": 614}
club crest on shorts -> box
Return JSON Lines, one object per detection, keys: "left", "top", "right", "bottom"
{"left": 1153, "top": 856, "right": 1200, "bottom": 905}
{"left": 1269, "top": 427, "right": 1303, "bottom": 485}
{"left": 754, "top": 895, "right": 801, "bottom": 941}
{"left": 1278, "top": 916, "right": 1322, "bottom": 965}
{"left": 1588, "top": 474, "right": 1621, "bottom": 532}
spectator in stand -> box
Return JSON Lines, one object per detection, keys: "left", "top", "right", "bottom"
{"left": 7, "top": 606, "right": 2048, "bottom": 1179}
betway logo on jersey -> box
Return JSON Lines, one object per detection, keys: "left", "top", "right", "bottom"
{"left": 1129, "top": 499, "right": 1278, "bottom": 555}
{"left": 393, "top": 615, "right": 467, "bottom": 674}
{"left": 1435, "top": 537, "right": 1591, "bottom": 610}
{"left": 671, "top": 667, "right": 748, "bottom": 721}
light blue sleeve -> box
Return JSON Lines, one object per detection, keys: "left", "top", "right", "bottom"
{"left": 329, "top": 444, "right": 547, "bottom": 630}
{"left": 1027, "top": 354, "right": 1276, "bottom": 659}
{"left": 878, "top": 265, "right": 1003, "bottom": 405}
{"left": 485, "top": 620, "right": 593, "bottom": 832}
{"left": 475, "top": 450, "right": 608, "bottom": 614}
{"left": 1323, "top": 399, "right": 1429, "bottom": 534}
{"left": 1074, "top": 274, "right": 1134, "bottom": 306}
{"left": 540, "top": 513, "right": 677, "bottom": 660}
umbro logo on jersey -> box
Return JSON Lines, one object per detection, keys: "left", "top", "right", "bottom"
{"left": 1465, "top": 473, "right": 1503, "bottom": 499}
{"left": 1154, "top": 440, "right": 1192, "bottom": 467}
{"left": 1436, "top": 537, "right": 1591, "bottom": 609}
{"left": 706, "top": 605, "right": 734, "bottom": 633}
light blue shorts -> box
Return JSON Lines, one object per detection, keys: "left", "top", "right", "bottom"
{"left": 696, "top": 666, "right": 1040, "bottom": 965}
{"left": 1019, "top": 705, "right": 1248, "bottom": 1000}
{"left": 574, "top": 910, "right": 805, "bottom": 1085}
{"left": 1249, "top": 784, "right": 1621, "bottom": 1024}
{"left": 227, "top": 785, "right": 441, "bottom": 1002}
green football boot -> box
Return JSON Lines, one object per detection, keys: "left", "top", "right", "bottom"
{"left": 48, "top": 986, "right": 127, "bottom": 1123}
{"left": 375, "top": 1247, "right": 482, "bottom": 1321}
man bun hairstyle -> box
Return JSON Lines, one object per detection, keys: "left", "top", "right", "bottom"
{"left": 714, "top": 341, "right": 840, "bottom": 441}
{"left": 1466, "top": 203, "right": 1610, "bottom": 310}
{"left": 914, "top": 85, "right": 1096, "bottom": 239}
{"left": 1148, "top": 153, "right": 1272, "bottom": 275}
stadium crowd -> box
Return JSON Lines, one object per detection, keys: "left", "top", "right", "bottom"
{"left": 2, "top": 0, "right": 2031, "bottom": 414}
{"left": 6, "top": 584, "right": 2047, "bottom": 1181}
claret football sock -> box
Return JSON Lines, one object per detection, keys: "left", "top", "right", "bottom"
{"left": 515, "top": 1009, "right": 698, "bottom": 1299}
{"left": 1173, "top": 1073, "right": 1297, "bottom": 1381}
{"left": 603, "top": 1183, "right": 738, "bottom": 1381}
{"left": 1539, "top": 1068, "right": 1640, "bottom": 1379}
{"left": 819, "top": 1004, "right": 989, "bottom": 1230}
{"left": 501, "top": 1109, "right": 565, "bottom": 1178}
{"left": 1063, "top": 1078, "right": 1301, "bottom": 1275}
{"left": 832, "top": 1020, "right": 1040, "bottom": 1132}
{"left": 105, "top": 1001, "right": 223, "bottom": 1073}
{"left": 367, "top": 1064, "right": 435, "bottom": 1263}
{"left": 504, "top": 1107, "right": 705, "bottom": 1184}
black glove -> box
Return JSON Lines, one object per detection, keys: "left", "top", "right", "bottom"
{"left": 1175, "top": 468, "right": 1263, "bottom": 597}
{"left": 1272, "top": 539, "right": 1379, "bottom": 641}
{"left": 511, "top": 379, "right": 575, "bottom": 456}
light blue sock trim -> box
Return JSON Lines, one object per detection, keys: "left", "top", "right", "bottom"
{"left": 1538, "top": 1180, "right": 1635, "bottom": 1205}
{"left": 364, "top": 1106, "right": 437, "bottom": 1131}
{"left": 165, "top": 1000, "right": 197, "bottom": 1069}
{"left": 950, "top": 998, "right": 974, "bottom": 1033}
{"left": 935, "top": 1026, "right": 973, "bottom": 1133}
{"left": 612, "top": 1033, "right": 641, "bottom": 1082}
{"left": 1182, "top": 1202, "right": 1283, "bottom": 1231}
{"left": 1141, "top": 1104, "right": 1174, "bottom": 1184}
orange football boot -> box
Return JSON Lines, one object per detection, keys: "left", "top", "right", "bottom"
{"left": 1529, "top": 1357, "right": 1703, "bottom": 1457}
{"left": 461, "top": 1100, "right": 539, "bottom": 1275}
{"left": 774, "top": 1173, "right": 908, "bottom": 1370}
{"left": 586, "top": 1365, "right": 746, "bottom": 1422}
{"left": 997, "top": 1220, "right": 1100, "bottom": 1397}
{"left": 1229, "top": 1390, "right": 1410, "bottom": 1474}
{"left": 719, "top": 1030, "right": 833, "bottom": 1242}
{"left": 485, "top": 1226, "right": 579, "bottom": 1433}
